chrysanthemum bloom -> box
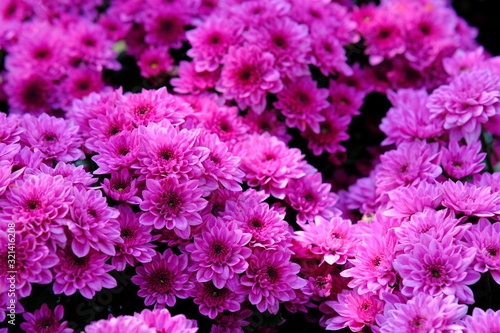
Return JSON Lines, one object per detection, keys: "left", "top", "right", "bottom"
{"left": 223, "top": 198, "right": 291, "bottom": 249}
{"left": 136, "top": 308, "right": 198, "bottom": 333}
{"left": 216, "top": 44, "right": 282, "bottom": 114}
{"left": 234, "top": 132, "right": 308, "bottom": 199}
{"left": 274, "top": 76, "right": 328, "bottom": 133}
{"left": 376, "top": 293, "right": 467, "bottom": 333}
{"left": 380, "top": 88, "right": 442, "bottom": 146}
{"left": 243, "top": 109, "right": 292, "bottom": 143}
{"left": 102, "top": 169, "right": 141, "bottom": 205}
{"left": 0, "top": 174, "right": 73, "bottom": 248}
{"left": 440, "top": 180, "right": 500, "bottom": 218}
{"left": 309, "top": 26, "right": 353, "bottom": 77}
{"left": 464, "top": 219, "right": 500, "bottom": 284}
{"left": 140, "top": 177, "right": 207, "bottom": 238}
{"left": 123, "top": 88, "right": 193, "bottom": 127}
{"left": 112, "top": 204, "right": 157, "bottom": 271}
{"left": 286, "top": 172, "right": 339, "bottom": 224}
{"left": 473, "top": 171, "right": 500, "bottom": 193}
{"left": 341, "top": 231, "right": 398, "bottom": 295}
{"left": 440, "top": 140, "right": 486, "bottom": 179}
{"left": 0, "top": 232, "right": 58, "bottom": 298}
{"left": 67, "top": 187, "right": 121, "bottom": 257}
{"left": 4, "top": 71, "right": 55, "bottom": 115}
{"left": 53, "top": 246, "right": 116, "bottom": 299}
{"left": 137, "top": 46, "right": 174, "bottom": 78}
{"left": 212, "top": 309, "right": 252, "bottom": 333}
{"left": 131, "top": 249, "right": 193, "bottom": 307}
{"left": 86, "top": 108, "right": 134, "bottom": 153}
{"left": 171, "top": 61, "right": 220, "bottom": 94}
{"left": 244, "top": 17, "right": 310, "bottom": 79}
{"left": 236, "top": 248, "right": 306, "bottom": 314}
{"left": 0, "top": 112, "right": 22, "bottom": 144}
{"left": 191, "top": 281, "right": 246, "bottom": 319}
{"left": 383, "top": 181, "right": 443, "bottom": 218}
{"left": 227, "top": 0, "right": 291, "bottom": 27}
{"left": 376, "top": 140, "right": 441, "bottom": 194}
{"left": 187, "top": 17, "right": 242, "bottom": 73}
{"left": 443, "top": 47, "right": 486, "bottom": 78}
{"left": 35, "top": 162, "right": 96, "bottom": 190}
{"left": 0, "top": 161, "right": 24, "bottom": 197}
{"left": 328, "top": 81, "right": 365, "bottom": 117}
{"left": 301, "top": 109, "right": 350, "bottom": 156}
{"left": 133, "top": 120, "right": 208, "bottom": 181}
{"left": 84, "top": 316, "right": 154, "bottom": 333}
{"left": 322, "top": 288, "right": 384, "bottom": 332}
{"left": 393, "top": 234, "right": 480, "bottom": 304}
{"left": 427, "top": 69, "right": 500, "bottom": 143}
{"left": 394, "top": 208, "right": 468, "bottom": 253}
{"left": 187, "top": 217, "right": 251, "bottom": 285}
{"left": 462, "top": 308, "right": 500, "bottom": 333}
{"left": 20, "top": 304, "right": 73, "bottom": 333}
{"left": 58, "top": 68, "right": 105, "bottom": 108}
{"left": 346, "top": 170, "right": 379, "bottom": 215}
{"left": 92, "top": 130, "right": 140, "bottom": 175}
{"left": 295, "top": 216, "right": 356, "bottom": 265}
{"left": 20, "top": 113, "right": 84, "bottom": 162}
{"left": 196, "top": 132, "right": 245, "bottom": 192}
{"left": 303, "top": 274, "right": 333, "bottom": 300}
{"left": 141, "top": 7, "right": 189, "bottom": 49}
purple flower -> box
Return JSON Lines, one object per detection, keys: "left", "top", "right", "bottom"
{"left": 53, "top": 246, "right": 116, "bottom": 299}
{"left": 136, "top": 308, "right": 198, "bottom": 333}
{"left": 393, "top": 234, "right": 480, "bottom": 304}
{"left": 440, "top": 140, "right": 486, "bottom": 179}
{"left": 384, "top": 181, "right": 443, "bottom": 218}
{"left": 84, "top": 316, "right": 154, "bottom": 333}
{"left": 102, "top": 169, "right": 141, "bottom": 205}
{"left": 301, "top": 109, "right": 350, "bottom": 156}
{"left": 140, "top": 177, "right": 207, "bottom": 238}
{"left": 462, "top": 308, "right": 500, "bottom": 333}
{"left": 131, "top": 249, "right": 193, "bottom": 307}
{"left": 21, "top": 304, "right": 73, "bottom": 333}
{"left": 216, "top": 44, "right": 282, "bottom": 114}
{"left": 427, "top": 69, "right": 500, "bottom": 143}
{"left": 237, "top": 248, "right": 306, "bottom": 314}
{"left": 191, "top": 281, "right": 245, "bottom": 319}
{"left": 92, "top": 130, "right": 140, "bottom": 175}
{"left": 440, "top": 180, "right": 500, "bottom": 217}
{"left": 377, "top": 293, "right": 467, "bottom": 333}
{"left": 112, "top": 204, "right": 157, "bottom": 271}
{"left": 464, "top": 218, "right": 500, "bottom": 284}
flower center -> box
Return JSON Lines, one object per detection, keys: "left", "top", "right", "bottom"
{"left": 121, "top": 228, "right": 134, "bottom": 239}
{"left": 26, "top": 199, "right": 40, "bottom": 210}
{"left": 149, "top": 270, "right": 174, "bottom": 293}
{"left": 249, "top": 218, "right": 264, "bottom": 229}
{"left": 159, "top": 149, "right": 174, "bottom": 161}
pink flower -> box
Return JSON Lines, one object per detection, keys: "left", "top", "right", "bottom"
{"left": 234, "top": 133, "right": 308, "bottom": 199}
{"left": 102, "top": 169, "right": 142, "bottom": 205}
{"left": 295, "top": 216, "right": 356, "bottom": 265}
{"left": 112, "top": 204, "right": 157, "bottom": 271}
{"left": 53, "top": 246, "right": 116, "bottom": 299}
{"left": 464, "top": 218, "right": 500, "bottom": 284}
{"left": 216, "top": 44, "right": 282, "bottom": 114}
{"left": 383, "top": 181, "right": 443, "bottom": 218}
{"left": 440, "top": 140, "right": 486, "bottom": 179}
{"left": 301, "top": 109, "right": 350, "bottom": 156}
{"left": 237, "top": 248, "right": 306, "bottom": 314}
{"left": 21, "top": 304, "right": 73, "bottom": 333}
{"left": 139, "top": 177, "right": 207, "bottom": 238}
{"left": 84, "top": 316, "right": 154, "bottom": 333}
{"left": 440, "top": 180, "right": 500, "bottom": 217}
{"left": 171, "top": 61, "right": 219, "bottom": 95}
{"left": 91, "top": 130, "right": 140, "bottom": 175}
{"left": 0, "top": 112, "right": 22, "bottom": 144}
{"left": 274, "top": 76, "right": 328, "bottom": 133}
{"left": 131, "top": 249, "right": 193, "bottom": 307}
{"left": 309, "top": 25, "right": 353, "bottom": 77}
{"left": 462, "top": 308, "right": 500, "bottom": 333}
{"left": 186, "top": 217, "right": 251, "bottom": 288}
{"left": 191, "top": 281, "right": 245, "bottom": 319}
{"left": 393, "top": 234, "right": 480, "bottom": 304}
{"left": 137, "top": 46, "right": 174, "bottom": 78}
{"left": 322, "top": 288, "right": 384, "bottom": 332}
{"left": 427, "top": 69, "right": 500, "bottom": 143}
{"left": 377, "top": 293, "right": 467, "bottom": 333}
{"left": 136, "top": 308, "right": 198, "bottom": 333}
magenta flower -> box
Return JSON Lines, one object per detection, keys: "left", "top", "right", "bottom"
{"left": 171, "top": 61, "right": 219, "bottom": 95}
{"left": 340, "top": 231, "right": 398, "bottom": 295}
{"left": 53, "top": 246, "right": 116, "bottom": 299}
{"left": 131, "top": 249, "right": 193, "bottom": 307}
{"left": 301, "top": 110, "right": 350, "bottom": 156}
{"left": 237, "top": 248, "right": 306, "bottom": 314}
{"left": 20, "top": 113, "right": 84, "bottom": 162}
{"left": 377, "top": 293, "right": 467, "bottom": 333}
{"left": 286, "top": 172, "right": 339, "bottom": 225}
{"left": 274, "top": 76, "right": 328, "bottom": 133}
{"left": 139, "top": 177, "right": 207, "bottom": 238}
{"left": 384, "top": 181, "right": 443, "bottom": 218}
{"left": 295, "top": 216, "right": 356, "bottom": 265}
{"left": 92, "top": 130, "right": 140, "bottom": 175}
{"left": 464, "top": 218, "right": 500, "bottom": 284}
{"left": 137, "top": 46, "right": 174, "bottom": 78}
{"left": 84, "top": 316, "right": 154, "bottom": 333}
{"left": 0, "top": 232, "right": 58, "bottom": 298}
{"left": 427, "top": 69, "right": 500, "bottom": 143}
{"left": 322, "top": 288, "right": 384, "bottom": 332}
{"left": 133, "top": 120, "right": 208, "bottom": 181}
{"left": 191, "top": 281, "right": 246, "bottom": 319}
{"left": 376, "top": 140, "right": 441, "bottom": 194}
{"left": 462, "top": 308, "right": 500, "bottom": 333}
{"left": 102, "top": 169, "right": 141, "bottom": 205}
{"left": 234, "top": 133, "right": 307, "bottom": 199}
{"left": 186, "top": 218, "right": 251, "bottom": 288}
{"left": 440, "top": 140, "right": 486, "bottom": 179}
{"left": 216, "top": 44, "right": 282, "bottom": 114}
{"left": 393, "top": 234, "right": 480, "bottom": 304}
{"left": 309, "top": 26, "right": 353, "bottom": 77}
{"left": 440, "top": 180, "right": 500, "bottom": 217}
{"left": 21, "top": 304, "right": 73, "bottom": 333}
{"left": 0, "top": 112, "right": 22, "bottom": 144}
{"left": 112, "top": 204, "right": 157, "bottom": 271}
{"left": 136, "top": 308, "right": 198, "bottom": 333}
